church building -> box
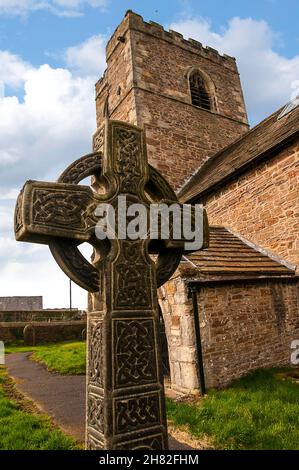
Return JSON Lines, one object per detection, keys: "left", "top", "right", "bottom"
{"left": 92, "top": 10, "right": 299, "bottom": 392}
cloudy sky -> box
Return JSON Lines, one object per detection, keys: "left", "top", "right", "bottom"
{"left": 0, "top": 0, "right": 298, "bottom": 308}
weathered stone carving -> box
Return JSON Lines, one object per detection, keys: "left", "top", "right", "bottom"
{"left": 14, "top": 119, "right": 209, "bottom": 450}
{"left": 115, "top": 127, "right": 141, "bottom": 193}
{"left": 93, "top": 129, "right": 104, "bottom": 153}
{"left": 114, "top": 319, "right": 157, "bottom": 387}
{"left": 59, "top": 152, "right": 103, "bottom": 185}
{"left": 88, "top": 393, "right": 104, "bottom": 432}
{"left": 15, "top": 192, "right": 24, "bottom": 235}
{"left": 114, "top": 242, "right": 151, "bottom": 309}
{"left": 116, "top": 434, "right": 164, "bottom": 450}
{"left": 89, "top": 321, "right": 103, "bottom": 387}
{"left": 115, "top": 393, "right": 160, "bottom": 433}
{"left": 32, "top": 189, "right": 92, "bottom": 229}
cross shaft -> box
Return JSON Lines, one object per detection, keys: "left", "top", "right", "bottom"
{"left": 14, "top": 119, "right": 209, "bottom": 450}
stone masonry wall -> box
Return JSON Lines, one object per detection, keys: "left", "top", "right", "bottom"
{"left": 198, "top": 280, "right": 299, "bottom": 388}
{"left": 0, "top": 321, "right": 86, "bottom": 344}
{"left": 136, "top": 91, "right": 248, "bottom": 190}
{"left": 95, "top": 20, "right": 137, "bottom": 127}
{"left": 95, "top": 11, "right": 249, "bottom": 189}
{"left": 203, "top": 139, "right": 299, "bottom": 270}
{"left": 159, "top": 278, "right": 199, "bottom": 393}
{"left": 159, "top": 276, "right": 299, "bottom": 391}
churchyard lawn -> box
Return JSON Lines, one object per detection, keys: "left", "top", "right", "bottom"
{"left": 167, "top": 369, "right": 299, "bottom": 450}
{"left": 6, "top": 341, "right": 86, "bottom": 375}
{"left": 4, "top": 342, "right": 299, "bottom": 450}
{"left": 0, "top": 366, "right": 79, "bottom": 450}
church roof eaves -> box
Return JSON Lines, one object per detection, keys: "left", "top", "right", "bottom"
{"left": 178, "top": 103, "right": 299, "bottom": 202}
{"left": 178, "top": 226, "right": 297, "bottom": 282}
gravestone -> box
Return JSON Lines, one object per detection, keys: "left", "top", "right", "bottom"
{"left": 14, "top": 119, "right": 208, "bottom": 450}
{"left": 23, "top": 324, "right": 36, "bottom": 346}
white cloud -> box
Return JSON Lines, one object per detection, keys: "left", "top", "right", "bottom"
{"left": 0, "top": 66, "right": 95, "bottom": 179}
{"left": 0, "top": 189, "right": 20, "bottom": 200}
{"left": 0, "top": 0, "right": 107, "bottom": 16}
{"left": 0, "top": 50, "right": 32, "bottom": 88}
{"left": 53, "top": 0, "right": 105, "bottom": 7}
{"left": 65, "top": 34, "right": 107, "bottom": 76}
{"left": 0, "top": 258, "right": 86, "bottom": 308}
{"left": 169, "top": 17, "right": 299, "bottom": 123}
{"left": 0, "top": 37, "right": 106, "bottom": 308}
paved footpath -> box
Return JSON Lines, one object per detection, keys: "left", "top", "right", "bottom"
{"left": 5, "top": 352, "right": 194, "bottom": 450}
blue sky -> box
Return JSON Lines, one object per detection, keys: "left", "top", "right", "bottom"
{"left": 0, "top": 0, "right": 298, "bottom": 308}
{"left": 1, "top": 1, "right": 299, "bottom": 67}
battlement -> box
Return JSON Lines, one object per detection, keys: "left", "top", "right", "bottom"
{"left": 106, "top": 10, "right": 237, "bottom": 70}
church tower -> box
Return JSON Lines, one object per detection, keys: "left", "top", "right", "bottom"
{"left": 94, "top": 10, "right": 249, "bottom": 190}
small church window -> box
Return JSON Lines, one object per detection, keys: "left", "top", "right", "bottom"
{"left": 189, "top": 71, "right": 212, "bottom": 110}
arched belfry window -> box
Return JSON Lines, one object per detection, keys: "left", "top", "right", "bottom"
{"left": 189, "top": 70, "right": 212, "bottom": 110}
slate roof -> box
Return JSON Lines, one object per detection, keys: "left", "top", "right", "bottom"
{"left": 180, "top": 226, "right": 296, "bottom": 282}
{"left": 179, "top": 102, "right": 299, "bottom": 203}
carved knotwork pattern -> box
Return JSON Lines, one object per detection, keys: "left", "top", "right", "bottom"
{"left": 37, "top": 152, "right": 184, "bottom": 295}
{"left": 93, "top": 128, "right": 104, "bottom": 152}
{"left": 89, "top": 321, "right": 103, "bottom": 386}
{"left": 114, "top": 319, "right": 157, "bottom": 388}
{"left": 115, "top": 128, "right": 141, "bottom": 193}
{"left": 115, "top": 394, "right": 160, "bottom": 434}
{"left": 32, "top": 189, "right": 89, "bottom": 229}
{"left": 115, "top": 242, "right": 151, "bottom": 309}
{"left": 14, "top": 192, "right": 23, "bottom": 233}
{"left": 32, "top": 189, "right": 98, "bottom": 233}
{"left": 88, "top": 394, "right": 104, "bottom": 433}
{"left": 87, "top": 435, "right": 104, "bottom": 450}
{"left": 116, "top": 435, "right": 163, "bottom": 450}
{"left": 59, "top": 153, "right": 102, "bottom": 184}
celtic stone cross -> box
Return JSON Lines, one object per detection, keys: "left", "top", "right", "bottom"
{"left": 14, "top": 120, "right": 208, "bottom": 450}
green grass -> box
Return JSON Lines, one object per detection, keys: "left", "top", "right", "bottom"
{"left": 6, "top": 341, "right": 86, "bottom": 375}
{"left": 166, "top": 368, "right": 299, "bottom": 450}
{"left": 0, "top": 367, "right": 79, "bottom": 450}
{"left": 5, "top": 343, "right": 39, "bottom": 354}
{"left": 6, "top": 342, "right": 299, "bottom": 449}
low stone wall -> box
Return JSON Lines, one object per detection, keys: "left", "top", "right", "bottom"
{"left": 0, "top": 309, "right": 85, "bottom": 323}
{"left": 0, "top": 323, "right": 24, "bottom": 343}
{"left": 0, "top": 321, "right": 86, "bottom": 345}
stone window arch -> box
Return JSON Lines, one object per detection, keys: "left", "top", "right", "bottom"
{"left": 188, "top": 68, "right": 217, "bottom": 112}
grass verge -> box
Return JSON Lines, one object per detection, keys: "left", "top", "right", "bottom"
{"left": 6, "top": 341, "right": 86, "bottom": 375}
{"left": 166, "top": 368, "right": 299, "bottom": 450}
{"left": 0, "top": 366, "right": 79, "bottom": 450}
